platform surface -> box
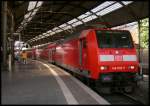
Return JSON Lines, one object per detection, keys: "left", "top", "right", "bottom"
{"left": 2, "top": 59, "right": 109, "bottom": 105}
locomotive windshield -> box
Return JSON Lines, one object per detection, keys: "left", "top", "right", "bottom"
{"left": 96, "top": 30, "right": 134, "bottom": 48}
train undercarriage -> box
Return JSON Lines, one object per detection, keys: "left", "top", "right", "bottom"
{"left": 54, "top": 63, "right": 139, "bottom": 94}
{"left": 94, "top": 72, "right": 139, "bottom": 94}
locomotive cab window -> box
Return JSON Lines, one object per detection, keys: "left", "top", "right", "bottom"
{"left": 96, "top": 30, "right": 134, "bottom": 48}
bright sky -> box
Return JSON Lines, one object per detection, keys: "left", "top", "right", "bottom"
{"left": 14, "top": 41, "right": 30, "bottom": 50}
{"left": 14, "top": 41, "right": 23, "bottom": 46}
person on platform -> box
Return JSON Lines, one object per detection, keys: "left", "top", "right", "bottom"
{"left": 21, "top": 50, "right": 27, "bottom": 64}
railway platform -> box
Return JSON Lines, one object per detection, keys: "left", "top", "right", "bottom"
{"left": 1, "top": 59, "right": 110, "bottom": 105}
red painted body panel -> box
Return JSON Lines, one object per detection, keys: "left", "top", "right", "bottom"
{"left": 55, "top": 38, "right": 80, "bottom": 68}
{"left": 86, "top": 30, "right": 100, "bottom": 79}
{"left": 28, "top": 28, "right": 140, "bottom": 80}
{"left": 54, "top": 29, "right": 139, "bottom": 79}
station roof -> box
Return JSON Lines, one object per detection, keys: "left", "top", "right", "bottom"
{"left": 8, "top": 1, "right": 148, "bottom": 46}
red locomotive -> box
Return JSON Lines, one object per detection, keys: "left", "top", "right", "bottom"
{"left": 29, "top": 27, "right": 140, "bottom": 93}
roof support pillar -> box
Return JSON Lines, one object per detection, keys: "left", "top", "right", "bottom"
{"left": 7, "top": 8, "right": 15, "bottom": 71}
{"left": 138, "top": 21, "right": 141, "bottom": 63}
{"left": 138, "top": 20, "right": 143, "bottom": 77}
{"left": 2, "top": 1, "right": 8, "bottom": 71}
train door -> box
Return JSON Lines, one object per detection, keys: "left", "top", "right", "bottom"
{"left": 51, "top": 48, "right": 55, "bottom": 63}
{"left": 79, "top": 38, "right": 87, "bottom": 69}
{"left": 48, "top": 49, "right": 52, "bottom": 62}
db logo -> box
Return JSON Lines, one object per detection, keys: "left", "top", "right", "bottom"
{"left": 115, "top": 55, "right": 123, "bottom": 61}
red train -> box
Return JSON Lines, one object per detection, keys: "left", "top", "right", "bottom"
{"left": 28, "top": 27, "right": 140, "bottom": 93}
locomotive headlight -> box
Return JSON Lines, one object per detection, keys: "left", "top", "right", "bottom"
{"left": 128, "top": 66, "right": 135, "bottom": 69}
{"left": 100, "top": 66, "right": 105, "bottom": 70}
{"left": 100, "top": 66, "right": 108, "bottom": 70}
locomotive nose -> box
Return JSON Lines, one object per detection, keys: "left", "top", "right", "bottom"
{"left": 98, "top": 49, "right": 139, "bottom": 73}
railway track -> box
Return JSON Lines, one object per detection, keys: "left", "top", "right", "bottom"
{"left": 55, "top": 64, "right": 146, "bottom": 105}
{"left": 97, "top": 92, "right": 144, "bottom": 105}
{"left": 120, "top": 93, "right": 145, "bottom": 104}
{"left": 72, "top": 73, "right": 145, "bottom": 105}
{"left": 88, "top": 82, "right": 145, "bottom": 105}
